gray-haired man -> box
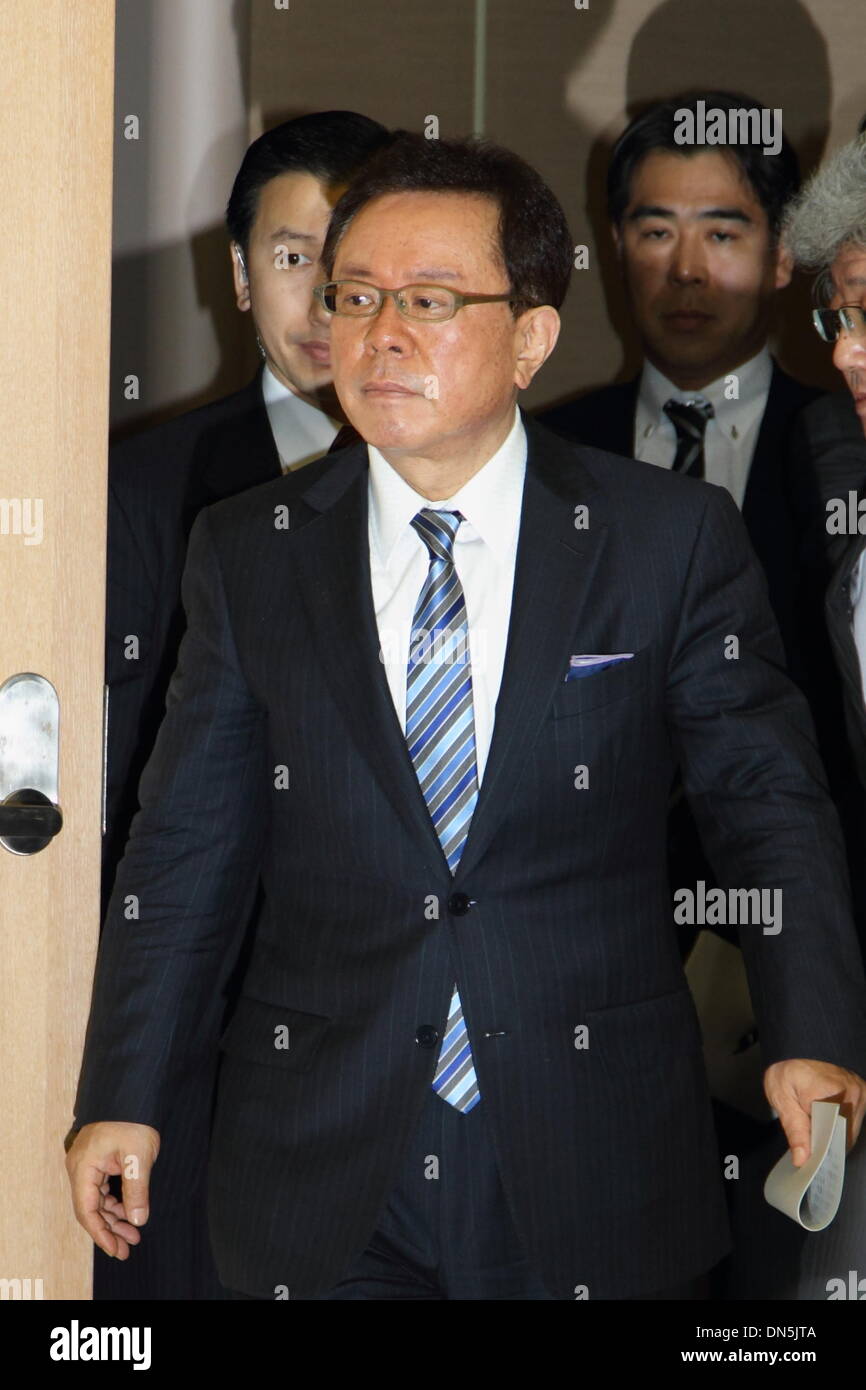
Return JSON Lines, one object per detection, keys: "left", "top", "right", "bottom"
{"left": 785, "top": 136, "right": 866, "bottom": 802}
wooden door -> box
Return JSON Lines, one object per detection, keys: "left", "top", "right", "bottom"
{"left": 0, "top": 0, "right": 115, "bottom": 1300}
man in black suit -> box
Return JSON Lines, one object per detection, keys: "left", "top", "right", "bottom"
{"left": 97, "top": 110, "right": 389, "bottom": 1301}
{"left": 541, "top": 92, "right": 818, "bottom": 675}
{"left": 105, "top": 110, "right": 389, "bottom": 895}
{"left": 738, "top": 132, "right": 866, "bottom": 1299}
{"left": 785, "top": 134, "right": 866, "bottom": 797}
{"left": 786, "top": 383, "right": 866, "bottom": 944}
{"left": 542, "top": 102, "right": 837, "bottom": 1251}
{"left": 827, "top": 507, "right": 866, "bottom": 793}
{"left": 68, "top": 134, "right": 866, "bottom": 1302}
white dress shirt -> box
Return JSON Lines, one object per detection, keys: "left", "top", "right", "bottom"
{"left": 367, "top": 407, "right": 527, "bottom": 783}
{"left": 634, "top": 347, "right": 772, "bottom": 509}
{"left": 262, "top": 365, "right": 341, "bottom": 471}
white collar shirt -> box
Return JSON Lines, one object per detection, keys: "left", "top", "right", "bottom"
{"left": 367, "top": 406, "right": 526, "bottom": 782}
{"left": 633, "top": 347, "right": 773, "bottom": 509}
{"left": 262, "top": 365, "right": 341, "bottom": 472}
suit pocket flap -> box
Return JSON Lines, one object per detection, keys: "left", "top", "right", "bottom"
{"left": 584, "top": 987, "right": 703, "bottom": 1069}
{"left": 218, "top": 996, "right": 332, "bottom": 1072}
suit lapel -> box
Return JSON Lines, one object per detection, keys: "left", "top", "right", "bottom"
{"left": 826, "top": 531, "right": 866, "bottom": 783}
{"left": 615, "top": 378, "right": 639, "bottom": 457}
{"left": 455, "top": 417, "right": 608, "bottom": 880}
{"left": 827, "top": 530, "right": 866, "bottom": 691}
{"left": 288, "top": 448, "right": 451, "bottom": 871}
{"left": 741, "top": 362, "right": 781, "bottom": 526}
{"left": 194, "top": 372, "right": 281, "bottom": 510}
{"left": 741, "top": 362, "right": 815, "bottom": 525}
{"left": 286, "top": 417, "right": 609, "bottom": 876}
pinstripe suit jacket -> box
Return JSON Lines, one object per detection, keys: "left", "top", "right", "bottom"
{"left": 104, "top": 371, "right": 280, "bottom": 903}
{"left": 538, "top": 365, "right": 821, "bottom": 683}
{"left": 98, "top": 373, "right": 280, "bottom": 1301}
{"left": 74, "top": 411, "right": 866, "bottom": 1299}
{"left": 788, "top": 392, "right": 866, "bottom": 923}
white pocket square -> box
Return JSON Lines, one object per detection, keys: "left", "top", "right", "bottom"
{"left": 565, "top": 653, "right": 634, "bottom": 681}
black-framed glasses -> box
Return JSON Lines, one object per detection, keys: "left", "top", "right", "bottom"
{"left": 812, "top": 304, "right": 866, "bottom": 343}
{"left": 314, "top": 279, "right": 515, "bottom": 322}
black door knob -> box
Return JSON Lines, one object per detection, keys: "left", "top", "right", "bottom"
{"left": 0, "top": 788, "right": 63, "bottom": 856}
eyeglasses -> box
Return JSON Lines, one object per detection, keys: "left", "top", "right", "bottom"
{"left": 812, "top": 304, "right": 866, "bottom": 343}
{"left": 314, "top": 279, "right": 515, "bottom": 322}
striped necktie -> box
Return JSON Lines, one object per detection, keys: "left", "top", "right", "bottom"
{"left": 406, "top": 509, "right": 480, "bottom": 1113}
{"left": 662, "top": 397, "right": 714, "bottom": 478}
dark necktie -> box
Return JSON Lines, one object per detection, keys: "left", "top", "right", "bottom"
{"left": 328, "top": 423, "right": 362, "bottom": 453}
{"left": 662, "top": 398, "right": 714, "bottom": 479}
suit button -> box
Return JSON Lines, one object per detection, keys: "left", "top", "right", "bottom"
{"left": 416, "top": 1025, "right": 439, "bottom": 1048}
{"left": 448, "top": 892, "right": 472, "bottom": 915}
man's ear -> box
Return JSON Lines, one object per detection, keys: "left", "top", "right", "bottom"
{"left": 774, "top": 239, "right": 794, "bottom": 291}
{"left": 231, "top": 242, "right": 251, "bottom": 310}
{"left": 611, "top": 220, "right": 624, "bottom": 260}
{"left": 513, "top": 306, "right": 560, "bottom": 390}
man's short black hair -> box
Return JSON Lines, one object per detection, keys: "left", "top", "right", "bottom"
{"left": 321, "top": 132, "right": 573, "bottom": 314}
{"left": 607, "top": 91, "right": 801, "bottom": 240}
{"left": 226, "top": 110, "right": 390, "bottom": 252}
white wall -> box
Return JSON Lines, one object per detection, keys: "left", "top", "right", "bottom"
{"left": 111, "top": 0, "right": 255, "bottom": 431}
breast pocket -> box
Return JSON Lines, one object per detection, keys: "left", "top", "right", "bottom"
{"left": 218, "top": 995, "right": 332, "bottom": 1073}
{"left": 551, "top": 647, "right": 650, "bottom": 718}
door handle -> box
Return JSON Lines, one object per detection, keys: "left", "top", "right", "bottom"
{"left": 0, "top": 674, "right": 62, "bottom": 855}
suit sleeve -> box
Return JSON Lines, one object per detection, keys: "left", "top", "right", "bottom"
{"left": 74, "top": 506, "right": 269, "bottom": 1131}
{"left": 665, "top": 485, "right": 866, "bottom": 1074}
{"left": 102, "top": 467, "right": 161, "bottom": 900}
{"left": 788, "top": 395, "right": 866, "bottom": 576}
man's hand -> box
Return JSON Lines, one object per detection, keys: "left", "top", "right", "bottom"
{"left": 764, "top": 1059, "right": 866, "bottom": 1167}
{"left": 65, "top": 1122, "right": 160, "bottom": 1259}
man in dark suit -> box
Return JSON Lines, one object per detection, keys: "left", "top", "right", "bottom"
{"left": 540, "top": 92, "right": 819, "bottom": 675}
{"left": 785, "top": 134, "right": 866, "bottom": 798}
{"left": 785, "top": 385, "right": 866, "bottom": 945}
{"left": 68, "top": 134, "right": 866, "bottom": 1302}
{"left": 105, "top": 110, "right": 389, "bottom": 896}
{"left": 827, "top": 521, "right": 866, "bottom": 791}
{"left": 542, "top": 102, "right": 837, "bottom": 1261}
{"left": 732, "top": 131, "right": 866, "bottom": 1299}
{"left": 97, "top": 110, "right": 389, "bottom": 1301}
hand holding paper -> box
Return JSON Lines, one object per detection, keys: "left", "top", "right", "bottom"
{"left": 763, "top": 1057, "right": 866, "bottom": 1166}
{"left": 764, "top": 1101, "right": 847, "bottom": 1229}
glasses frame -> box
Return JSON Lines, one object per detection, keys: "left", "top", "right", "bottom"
{"left": 812, "top": 303, "right": 866, "bottom": 343}
{"left": 313, "top": 279, "right": 517, "bottom": 322}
